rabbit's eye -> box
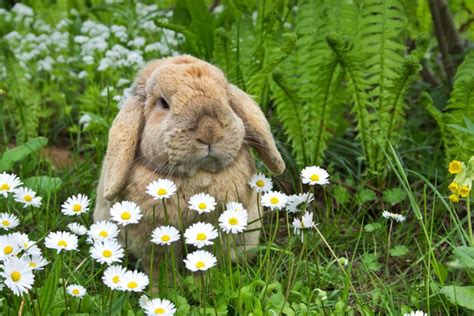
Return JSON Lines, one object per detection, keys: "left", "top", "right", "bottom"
{"left": 156, "top": 97, "right": 170, "bottom": 110}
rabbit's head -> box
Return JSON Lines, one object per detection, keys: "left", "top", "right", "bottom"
{"left": 102, "top": 55, "right": 285, "bottom": 200}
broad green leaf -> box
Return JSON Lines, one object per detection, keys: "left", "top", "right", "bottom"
{"left": 364, "top": 222, "right": 383, "bottom": 233}
{"left": 383, "top": 188, "right": 407, "bottom": 205}
{"left": 333, "top": 185, "right": 350, "bottom": 204}
{"left": 441, "top": 286, "right": 474, "bottom": 311}
{"left": 356, "top": 188, "right": 377, "bottom": 205}
{"left": 39, "top": 255, "right": 61, "bottom": 315}
{"left": 390, "top": 245, "right": 409, "bottom": 257}
{"left": 361, "top": 253, "right": 381, "bottom": 272}
{"left": 0, "top": 137, "right": 48, "bottom": 171}
{"left": 23, "top": 176, "right": 63, "bottom": 194}
{"left": 452, "top": 246, "right": 474, "bottom": 270}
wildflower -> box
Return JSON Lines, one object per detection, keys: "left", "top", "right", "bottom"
{"left": 102, "top": 265, "right": 127, "bottom": 290}
{"left": 90, "top": 239, "right": 124, "bottom": 265}
{"left": 292, "top": 212, "right": 316, "bottom": 237}
{"left": 44, "top": 231, "right": 78, "bottom": 253}
{"left": 403, "top": 311, "right": 427, "bottom": 316}
{"left": 0, "top": 257, "right": 34, "bottom": 296}
{"left": 459, "top": 180, "right": 472, "bottom": 198}
{"left": 315, "top": 288, "right": 327, "bottom": 301}
{"left": 14, "top": 187, "right": 42, "bottom": 208}
{"left": 146, "top": 179, "right": 177, "bottom": 200}
{"left": 184, "top": 250, "right": 217, "bottom": 272}
{"left": 381, "top": 211, "right": 406, "bottom": 222}
{"left": 21, "top": 254, "right": 49, "bottom": 270}
{"left": 142, "top": 298, "right": 177, "bottom": 316}
{"left": 121, "top": 270, "right": 149, "bottom": 292}
{"left": 188, "top": 193, "right": 216, "bottom": 214}
{"left": 218, "top": 206, "right": 248, "bottom": 234}
{"left": 448, "top": 160, "right": 463, "bottom": 174}
{"left": 67, "top": 284, "right": 87, "bottom": 298}
{"left": 448, "top": 181, "right": 460, "bottom": 193}
{"left": 337, "top": 257, "right": 349, "bottom": 267}
{"left": 248, "top": 173, "right": 273, "bottom": 192}
{"left": 110, "top": 201, "right": 142, "bottom": 226}
{"left": 67, "top": 222, "right": 88, "bottom": 235}
{"left": 0, "top": 233, "right": 21, "bottom": 260}
{"left": 301, "top": 166, "right": 330, "bottom": 185}
{"left": 11, "top": 232, "right": 40, "bottom": 256}
{"left": 0, "top": 172, "right": 22, "bottom": 197}
{"left": 449, "top": 194, "right": 460, "bottom": 203}
{"left": 184, "top": 222, "right": 218, "bottom": 248}
{"left": 88, "top": 220, "right": 119, "bottom": 242}
{"left": 286, "top": 193, "right": 314, "bottom": 213}
{"left": 151, "top": 226, "right": 180, "bottom": 246}
{"left": 61, "top": 194, "right": 90, "bottom": 216}
{"left": 225, "top": 202, "right": 245, "bottom": 212}
{"left": 261, "top": 191, "right": 287, "bottom": 210}
{"left": 0, "top": 213, "right": 20, "bottom": 230}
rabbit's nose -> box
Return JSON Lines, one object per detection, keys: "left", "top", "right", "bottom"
{"left": 195, "top": 115, "right": 223, "bottom": 146}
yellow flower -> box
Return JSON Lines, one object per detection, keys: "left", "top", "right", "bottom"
{"left": 448, "top": 160, "right": 463, "bottom": 174}
{"left": 459, "top": 185, "right": 471, "bottom": 198}
{"left": 449, "top": 194, "right": 460, "bottom": 203}
{"left": 448, "top": 182, "right": 460, "bottom": 193}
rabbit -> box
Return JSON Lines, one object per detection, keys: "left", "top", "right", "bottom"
{"left": 93, "top": 55, "right": 285, "bottom": 277}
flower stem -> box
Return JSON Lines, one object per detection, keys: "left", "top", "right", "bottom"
{"left": 467, "top": 195, "right": 473, "bottom": 246}
{"left": 385, "top": 220, "right": 393, "bottom": 276}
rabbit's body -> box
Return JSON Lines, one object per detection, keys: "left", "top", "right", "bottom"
{"left": 94, "top": 55, "right": 284, "bottom": 273}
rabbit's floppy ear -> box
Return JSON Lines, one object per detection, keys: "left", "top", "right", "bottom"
{"left": 103, "top": 93, "right": 144, "bottom": 200}
{"left": 228, "top": 84, "right": 285, "bottom": 174}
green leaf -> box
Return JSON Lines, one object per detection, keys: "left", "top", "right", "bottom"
{"left": 364, "top": 222, "right": 383, "bottom": 233}
{"left": 333, "top": 185, "right": 350, "bottom": 205}
{"left": 0, "top": 137, "right": 48, "bottom": 171}
{"left": 39, "top": 255, "right": 61, "bottom": 315}
{"left": 441, "top": 286, "right": 474, "bottom": 311}
{"left": 452, "top": 246, "right": 474, "bottom": 270}
{"left": 361, "top": 253, "right": 381, "bottom": 272}
{"left": 23, "top": 176, "right": 63, "bottom": 194}
{"left": 383, "top": 187, "right": 407, "bottom": 205}
{"left": 356, "top": 188, "right": 377, "bottom": 205}
{"left": 390, "top": 245, "right": 409, "bottom": 257}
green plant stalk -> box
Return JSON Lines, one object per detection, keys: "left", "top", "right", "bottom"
{"left": 149, "top": 206, "right": 156, "bottom": 294}
{"left": 467, "top": 195, "right": 472, "bottom": 246}
{"left": 385, "top": 220, "right": 393, "bottom": 277}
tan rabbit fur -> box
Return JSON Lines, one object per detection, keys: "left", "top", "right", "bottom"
{"left": 94, "top": 55, "right": 285, "bottom": 275}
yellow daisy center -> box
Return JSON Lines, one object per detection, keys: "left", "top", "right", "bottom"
{"left": 228, "top": 217, "right": 239, "bottom": 225}
{"left": 154, "top": 307, "right": 165, "bottom": 314}
{"left": 195, "top": 261, "right": 205, "bottom": 269}
{"left": 196, "top": 233, "right": 207, "bottom": 241}
{"left": 73, "top": 204, "right": 82, "bottom": 212}
{"left": 4, "top": 245, "right": 13, "bottom": 254}
{"left": 161, "top": 234, "right": 170, "bottom": 242}
{"left": 112, "top": 275, "right": 120, "bottom": 283}
{"left": 2, "top": 220, "right": 10, "bottom": 227}
{"left": 99, "top": 231, "right": 108, "bottom": 237}
{"left": 270, "top": 197, "right": 279, "bottom": 204}
{"left": 127, "top": 281, "right": 138, "bottom": 289}
{"left": 121, "top": 212, "right": 131, "bottom": 220}
{"left": 310, "top": 174, "right": 319, "bottom": 181}
{"left": 11, "top": 271, "right": 21, "bottom": 282}
{"left": 157, "top": 188, "right": 167, "bottom": 196}
{"left": 198, "top": 202, "right": 207, "bottom": 210}
{"left": 23, "top": 194, "right": 33, "bottom": 202}
{"left": 29, "top": 262, "right": 37, "bottom": 268}
{"left": 58, "top": 240, "right": 68, "bottom": 248}
{"left": 0, "top": 183, "right": 10, "bottom": 191}
{"left": 72, "top": 288, "right": 80, "bottom": 295}
{"left": 256, "top": 179, "right": 265, "bottom": 187}
{"left": 103, "top": 250, "right": 112, "bottom": 258}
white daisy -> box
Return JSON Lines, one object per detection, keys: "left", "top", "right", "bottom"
{"left": 146, "top": 179, "right": 177, "bottom": 200}
{"left": 188, "top": 193, "right": 216, "bottom": 214}
{"left": 183, "top": 250, "right": 217, "bottom": 272}
{"left": 109, "top": 201, "right": 143, "bottom": 226}
{"left": 0, "top": 172, "right": 22, "bottom": 197}
{"left": 0, "top": 257, "right": 34, "bottom": 296}
{"left": 44, "top": 231, "right": 78, "bottom": 253}
{"left": 248, "top": 173, "right": 273, "bottom": 192}
{"left": 381, "top": 211, "right": 406, "bottom": 223}
{"left": 67, "top": 222, "right": 88, "bottom": 235}
{"left": 301, "top": 166, "right": 330, "bottom": 185}
{"left": 90, "top": 239, "right": 124, "bottom": 265}
{"left": 286, "top": 193, "right": 314, "bottom": 213}
{"left": 120, "top": 270, "right": 149, "bottom": 292}
{"left": 292, "top": 211, "right": 316, "bottom": 237}
{"left": 0, "top": 233, "right": 21, "bottom": 260}
{"left": 0, "top": 213, "right": 20, "bottom": 230}
{"left": 184, "top": 222, "right": 218, "bottom": 248}
{"left": 218, "top": 207, "right": 248, "bottom": 234}
{"left": 143, "top": 298, "right": 177, "bottom": 316}
{"left": 20, "top": 254, "right": 49, "bottom": 270}
{"left": 11, "top": 232, "right": 41, "bottom": 256}
{"left": 403, "top": 311, "right": 427, "bottom": 316}
{"left": 13, "top": 187, "right": 42, "bottom": 208}
{"left": 151, "top": 226, "right": 180, "bottom": 246}
{"left": 261, "top": 191, "right": 287, "bottom": 210}
{"left": 225, "top": 201, "right": 246, "bottom": 212}
{"left": 61, "top": 194, "right": 90, "bottom": 216}
{"left": 67, "top": 284, "right": 87, "bottom": 298}
{"left": 88, "top": 220, "right": 119, "bottom": 242}
{"left": 102, "top": 265, "right": 127, "bottom": 290}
